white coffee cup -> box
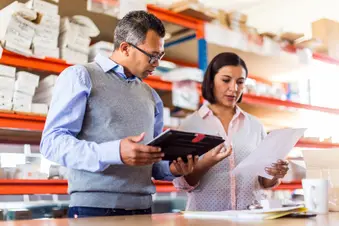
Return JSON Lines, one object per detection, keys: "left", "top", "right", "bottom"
{"left": 302, "top": 179, "right": 329, "bottom": 214}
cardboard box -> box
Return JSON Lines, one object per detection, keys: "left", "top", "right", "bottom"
{"left": 312, "top": 18, "right": 339, "bottom": 46}
{"left": 16, "top": 71, "right": 40, "bottom": 88}
{"left": 280, "top": 32, "right": 304, "bottom": 44}
{"left": 228, "top": 11, "right": 248, "bottom": 24}
{"left": 168, "top": 0, "right": 216, "bottom": 21}
{"left": 31, "top": 103, "right": 48, "bottom": 114}
{"left": 0, "top": 64, "right": 16, "bottom": 78}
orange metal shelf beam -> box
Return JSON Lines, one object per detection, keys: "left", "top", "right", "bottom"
{"left": 242, "top": 94, "right": 339, "bottom": 115}
{"left": 0, "top": 179, "right": 176, "bottom": 195}
{"left": 273, "top": 181, "right": 302, "bottom": 191}
{"left": 0, "top": 111, "right": 46, "bottom": 131}
{"left": 295, "top": 140, "right": 339, "bottom": 149}
{"left": 147, "top": 4, "right": 204, "bottom": 32}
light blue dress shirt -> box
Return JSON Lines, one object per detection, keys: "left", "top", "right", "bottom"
{"left": 40, "top": 54, "right": 174, "bottom": 181}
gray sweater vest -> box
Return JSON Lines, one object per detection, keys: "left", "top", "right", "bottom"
{"left": 68, "top": 62, "right": 156, "bottom": 209}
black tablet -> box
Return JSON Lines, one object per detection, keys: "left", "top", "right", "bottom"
{"left": 147, "top": 129, "right": 225, "bottom": 162}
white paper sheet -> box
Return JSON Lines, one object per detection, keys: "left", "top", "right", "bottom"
{"left": 232, "top": 128, "right": 307, "bottom": 179}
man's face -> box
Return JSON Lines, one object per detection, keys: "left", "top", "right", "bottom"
{"left": 128, "top": 30, "right": 165, "bottom": 79}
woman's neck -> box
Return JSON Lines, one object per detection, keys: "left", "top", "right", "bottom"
{"left": 209, "top": 104, "right": 236, "bottom": 119}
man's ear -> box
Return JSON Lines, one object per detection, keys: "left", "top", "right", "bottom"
{"left": 120, "top": 42, "right": 130, "bottom": 57}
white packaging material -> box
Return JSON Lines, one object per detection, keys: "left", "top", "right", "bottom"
{"left": 89, "top": 41, "right": 114, "bottom": 60}
{"left": 70, "top": 15, "right": 100, "bottom": 38}
{"left": 31, "top": 103, "right": 48, "bottom": 114}
{"left": 59, "top": 31, "right": 91, "bottom": 54}
{"left": 0, "top": 102, "right": 13, "bottom": 111}
{"left": 37, "top": 74, "right": 58, "bottom": 90}
{"left": 13, "top": 91, "right": 33, "bottom": 104}
{"left": 39, "top": 13, "right": 60, "bottom": 29}
{"left": 33, "top": 87, "right": 54, "bottom": 100}
{"left": 0, "top": 64, "right": 16, "bottom": 78}
{"left": 5, "top": 15, "right": 36, "bottom": 39}
{"left": 33, "top": 45, "right": 59, "bottom": 59}
{"left": 16, "top": 71, "right": 40, "bottom": 88}
{"left": 33, "top": 35, "right": 58, "bottom": 49}
{"left": 60, "top": 48, "right": 88, "bottom": 64}
{"left": 0, "top": 89, "right": 14, "bottom": 101}
{"left": 14, "top": 81, "right": 36, "bottom": 96}
{"left": 4, "top": 32, "right": 33, "bottom": 50}
{"left": 0, "top": 76, "right": 15, "bottom": 90}
{"left": 13, "top": 102, "right": 32, "bottom": 113}
{"left": 162, "top": 67, "right": 204, "bottom": 83}
{"left": 4, "top": 40, "right": 32, "bottom": 57}
{"left": 35, "top": 24, "right": 59, "bottom": 39}
{"left": 26, "top": 0, "right": 58, "bottom": 15}
{"left": 0, "top": 2, "right": 36, "bottom": 40}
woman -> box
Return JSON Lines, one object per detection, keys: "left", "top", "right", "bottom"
{"left": 173, "top": 52, "right": 289, "bottom": 211}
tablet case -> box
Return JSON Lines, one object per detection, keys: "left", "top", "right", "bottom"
{"left": 147, "top": 129, "right": 225, "bottom": 162}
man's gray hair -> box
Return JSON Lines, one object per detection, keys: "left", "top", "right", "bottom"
{"left": 114, "top": 11, "right": 165, "bottom": 50}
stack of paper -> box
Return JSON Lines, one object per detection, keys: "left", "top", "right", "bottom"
{"left": 0, "top": 64, "right": 16, "bottom": 111}
{"left": 182, "top": 206, "right": 307, "bottom": 220}
{"left": 59, "top": 16, "right": 99, "bottom": 64}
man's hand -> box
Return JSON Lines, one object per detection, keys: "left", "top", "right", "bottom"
{"left": 120, "top": 132, "right": 164, "bottom": 166}
{"left": 170, "top": 155, "right": 199, "bottom": 176}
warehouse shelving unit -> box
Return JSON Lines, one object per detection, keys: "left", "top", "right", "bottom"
{"left": 0, "top": 3, "right": 339, "bottom": 194}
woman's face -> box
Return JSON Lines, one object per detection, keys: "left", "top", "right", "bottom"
{"left": 213, "top": 65, "right": 246, "bottom": 108}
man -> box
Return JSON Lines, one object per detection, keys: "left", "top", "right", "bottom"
{"left": 40, "top": 11, "right": 199, "bottom": 218}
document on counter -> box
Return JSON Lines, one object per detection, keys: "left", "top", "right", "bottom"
{"left": 232, "top": 128, "right": 307, "bottom": 179}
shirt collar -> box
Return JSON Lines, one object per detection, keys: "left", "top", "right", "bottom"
{"left": 94, "top": 53, "right": 137, "bottom": 81}
{"left": 198, "top": 104, "right": 246, "bottom": 120}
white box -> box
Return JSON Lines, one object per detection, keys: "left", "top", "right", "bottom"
{"left": 26, "top": 0, "right": 58, "bottom": 15}
{"left": 13, "top": 91, "right": 33, "bottom": 106}
{"left": 31, "top": 103, "right": 48, "bottom": 114}
{"left": 14, "top": 81, "right": 36, "bottom": 96}
{"left": 37, "top": 75, "right": 58, "bottom": 90}
{"left": 16, "top": 71, "right": 40, "bottom": 88}
{"left": 33, "top": 35, "right": 58, "bottom": 49}
{"left": 0, "top": 64, "right": 16, "bottom": 78}
{"left": 35, "top": 24, "right": 59, "bottom": 39}
{"left": 59, "top": 31, "right": 91, "bottom": 54}
{"left": 33, "top": 87, "right": 54, "bottom": 100}
{"left": 33, "top": 46, "right": 59, "bottom": 59}
{"left": 13, "top": 103, "right": 32, "bottom": 113}
{"left": 0, "top": 76, "right": 15, "bottom": 90}
{"left": 39, "top": 13, "right": 60, "bottom": 29}
{"left": 4, "top": 40, "right": 32, "bottom": 57}
{"left": 6, "top": 15, "right": 36, "bottom": 39}
{"left": 60, "top": 48, "right": 88, "bottom": 64}
{"left": 33, "top": 95, "right": 52, "bottom": 105}
{"left": 0, "top": 102, "right": 12, "bottom": 111}
{"left": 0, "top": 89, "right": 14, "bottom": 101}
{"left": 4, "top": 32, "right": 33, "bottom": 50}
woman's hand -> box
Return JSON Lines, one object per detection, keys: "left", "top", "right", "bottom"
{"left": 201, "top": 144, "right": 233, "bottom": 167}
{"left": 260, "top": 159, "right": 289, "bottom": 188}
{"left": 265, "top": 159, "right": 289, "bottom": 179}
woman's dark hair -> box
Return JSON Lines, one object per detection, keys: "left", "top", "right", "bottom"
{"left": 202, "top": 52, "right": 248, "bottom": 104}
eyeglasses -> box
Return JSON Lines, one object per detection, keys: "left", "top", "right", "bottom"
{"left": 127, "top": 42, "right": 165, "bottom": 64}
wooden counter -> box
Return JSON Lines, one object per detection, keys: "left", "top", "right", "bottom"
{"left": 0, "top": 213, "right": 338, "bottom": 226}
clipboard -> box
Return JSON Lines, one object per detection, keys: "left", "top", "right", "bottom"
{"left": 147, "top": 129, "right": 225, "bottom": 162}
